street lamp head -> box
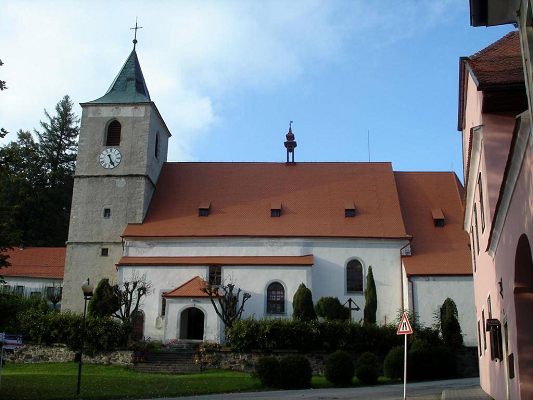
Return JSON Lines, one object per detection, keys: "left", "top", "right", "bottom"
{"left": 81, "top": 278, "right": 94, "bottom": 297}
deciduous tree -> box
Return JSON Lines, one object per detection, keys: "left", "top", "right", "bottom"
{"left": 201, "top": 281, "right": 251, "bottom": 328}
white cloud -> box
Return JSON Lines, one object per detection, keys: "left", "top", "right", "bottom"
{"left": 0, "top": 0, "right": 465, "bottom": 160}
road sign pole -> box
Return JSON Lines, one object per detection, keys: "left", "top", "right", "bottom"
{"left": 0, "top": 344, "right": 4, "bottom": 386}
{"left": 403, "top": 333, "right": 407, "bottom": 400}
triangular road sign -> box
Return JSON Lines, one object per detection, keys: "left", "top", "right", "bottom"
{"left": 397, "top": 313, "right": 413, "bottom": 335}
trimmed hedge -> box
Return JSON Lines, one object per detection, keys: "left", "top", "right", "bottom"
{"left": 383, "top": 346, "right": 404, "bottom": 379}
{"left": 325, "top": 350, "right": 354, "bottom": 385}
{"left": 278, "top": 355, "right": 313, "bottom": 389}
{"left": 17, "top": 308, "right": 130, "bottom": 354}
{"left": 226, "top": 318, "right": 402, "bottom": 355}
{"left": 356, "top": 352, "right": 379, "bottom": 384}
{"left": 254, "top": 356, "right": 281, "bottom": 387}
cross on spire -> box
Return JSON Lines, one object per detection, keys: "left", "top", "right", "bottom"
{"left": 130, "top": 17, "right": 143, "bottom": 50}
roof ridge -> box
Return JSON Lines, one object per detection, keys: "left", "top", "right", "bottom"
{"left": 164, "top": 161, "right": 394, "bottom": 165}
{"left": 468, "top": 30, "right": 518, "bottom": 60}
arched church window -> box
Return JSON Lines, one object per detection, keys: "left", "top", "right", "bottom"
{"left": 106, "top": 120, "right": 121, "bottom": 146}
{"left": 155, "top": 131, "right": 160, "bottom": 159}
{"left": 347, "top": 259, "right": 363, "bottom": 292}
{"left": 267, "top": 282, "right": 285, "bottom": 314}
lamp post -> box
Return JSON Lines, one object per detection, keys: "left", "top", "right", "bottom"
{"left": 76, "top": 278, "right": 93, "bottom": 396}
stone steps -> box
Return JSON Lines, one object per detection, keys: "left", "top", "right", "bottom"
{"left": 133, "top": 348, "right": 200, "bottom": 375}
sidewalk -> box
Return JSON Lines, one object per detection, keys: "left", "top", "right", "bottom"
{"left": 442, "top": 386, "right": 492, "bottom": 400}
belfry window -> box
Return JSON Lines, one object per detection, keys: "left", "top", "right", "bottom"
{"left": 155, "top": 131, "right": 160, "bottom": 159}
{"left": 106, "top": 120, "right": 121, "bottom": 146}
{"left": 347, "top": 260, "right": 364, "bottom": 292}
{"left": 267, "top": 282, "right": 285, "bottom": 314}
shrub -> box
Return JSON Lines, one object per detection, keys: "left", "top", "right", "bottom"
{"left": 356, "top": 352, "right": 379, "bottom": 384}
{"left": 325, "top": 350, "right": 354, "bottom": 385}
{"left": 292, "top": 283, "right": 316, "bottom": 322}
{"left": 278, "top": 355, "right": 313, "bottom": 389}
{"left": 16, "top": 308, "right": 130, "bottom": 353}
{"left": 408, "top": 346, "right": 456, "bottom": 380}
{"left": 226, "top": 318, "right": 404, "bottom": 355}
{"left": 254, "top": 356, "right": 281, "bottom": 388}
{"left": 315, "top": 297, "right": 350, "bottom": 321}
{"left": 364, "top": 266, "right": 377, "bottom": 325}
{"left": 88, "top": 279, "right": 119, "bottom": 318}
{"left": 383, "top": 346, "right": 404, "bottom": 379}
{"left": 440, "top": 298, "right": 463, "bottom": 348}
{"left": 0, "top": 291, "right": 49, "bottom": 332}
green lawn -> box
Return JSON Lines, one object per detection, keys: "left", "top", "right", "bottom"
{"left": 0, "top": 363, "right": 397, "bottom": 400}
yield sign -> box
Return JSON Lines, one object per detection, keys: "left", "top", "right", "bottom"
{"left": 397, "top": 313, "right": 413, "bottom": 335}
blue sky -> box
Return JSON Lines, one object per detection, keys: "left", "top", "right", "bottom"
{"left": 0, "top": 1, "right": 513, "bottom": 181}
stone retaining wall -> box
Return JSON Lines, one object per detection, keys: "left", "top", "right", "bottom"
{"left": 4, "top": 344, "right": 134, "bottom": 366}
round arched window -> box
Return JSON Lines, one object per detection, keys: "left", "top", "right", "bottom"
{"left": 267, "top": 282, "right": 285, "bottom": 314}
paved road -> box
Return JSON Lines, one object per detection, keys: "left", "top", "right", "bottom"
{"left": 157, "top": 378, "right": 480, "bottom": 400}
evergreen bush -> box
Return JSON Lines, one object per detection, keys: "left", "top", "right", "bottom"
{"left": 0, "top": 291, "right": 49, "bottom": 332}
{"left": 383, "top": 346, "right": 404, "bottom": 379}
{"left": 356, "top": 352, "right": 379, "bottom": 384}
{"left": 325, "top": 350, "right": 354, "bottom": 385}
{"left": 315, "top": 297, "right": 350, "bottom": 321}
{"left": 439, "top": 298, "right": 463, "bottom": 348}
{"left": 278, "top": 355, "right": 313, "bottom": 389}
{"left": 16, "top": 308, "right": 130, "bottom": 353}
{"left": 254, "top": 356, "right": 281, "bottom": 387}
{"left": 292, "top": 283, "right": 316, "bottom": 322}
{"left": 364, "top": 266, "right": 377, "bottom": 324}
{"left": 88, "top": 279, "right": 119, "bottom": 318}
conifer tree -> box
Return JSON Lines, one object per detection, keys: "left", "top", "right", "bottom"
{"left": 293, "top": 283, "right": 316, "bottom": 321}
{"left": 88, "top": 279, "right": 120, "bottom": 318}
{"left": 440, "top": 298, "right": 463, "bottom": 348}
{"left": 364, "top": 266, "right": 377, "bottom": 324}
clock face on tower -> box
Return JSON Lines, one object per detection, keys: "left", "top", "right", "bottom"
{"left": 99, "top": 148, "right": 122, "bottom": 169}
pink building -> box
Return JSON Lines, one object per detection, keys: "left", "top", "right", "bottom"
{"left": 458, "top": 29, "right": 533, "bottom": 399}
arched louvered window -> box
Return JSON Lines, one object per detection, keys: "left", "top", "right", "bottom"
{"left": 267, "top": 282, "right": 285, "bottom": 314}
{"left": 106, "top": 120, "right": 121, "bottom": 146}
{"left": 347, "top": 259, "right": 364, "bottom": 292}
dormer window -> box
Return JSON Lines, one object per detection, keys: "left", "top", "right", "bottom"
{"left": 432, "top": 208, "right": 445, "bottom": 227}
{"left": 106, "top": 120, "right": 121, "bottom": 146}
{"left": 271, "top": 202, "right": 282, "bottom": 217}
{"left": 345, "top": 202, "right": 356, "bottom": 217}
{"left": 199, "top": 201, "right": 211, "bottom": 217}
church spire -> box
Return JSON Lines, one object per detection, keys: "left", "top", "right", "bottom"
{"left": 284, "top": 121, "right": 297, "bottom": 164}
{"left": 87, "top": 21, "right": 150, "bottom": 104}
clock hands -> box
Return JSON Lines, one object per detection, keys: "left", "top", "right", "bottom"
{"left": 107, "top": 154, "right": 115, "bottom": 167}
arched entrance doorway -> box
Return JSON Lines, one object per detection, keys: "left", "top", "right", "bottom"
{"left": 132, "top": 309, "right": 145, "bottom": 342}
{"left": 514, "top": 234, "right": 533, "bottom": 398}
{"left": 179, "top": 307, "right": 205, "bottom": 340}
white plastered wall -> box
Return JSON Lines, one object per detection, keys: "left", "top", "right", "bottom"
{"left": 120, "top": 236, "right": 408, "bottom": 342}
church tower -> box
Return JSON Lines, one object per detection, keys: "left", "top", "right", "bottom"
{"left": 61, "top": 46, "right": 171, "bottom": 311}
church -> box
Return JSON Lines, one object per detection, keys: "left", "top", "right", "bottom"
{"left": 60, "top": 43, "right": 476, "bottom": 346}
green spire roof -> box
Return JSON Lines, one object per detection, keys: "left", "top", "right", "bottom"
{"left": 88, "top": 50, "right": 151, "bottom": 104}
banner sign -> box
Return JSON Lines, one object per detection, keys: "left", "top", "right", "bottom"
{"left": 1, "top": 333, "right": 22, "bottom": 350}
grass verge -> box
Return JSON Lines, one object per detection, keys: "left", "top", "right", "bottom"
{"left": 0, "top": 362, "right": 398, "bottom": 399}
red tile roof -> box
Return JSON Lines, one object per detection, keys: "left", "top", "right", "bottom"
{"left": 458, "top": 31, "right": 523, "bottom": 130}
{"left": 1, "top": 247, "right": 65, "bottom": 279}
{"left": 467, "top": 31, "right": 523, "bottom": 88}
{"left": 124, "top": 162, "right": 408, "bottom": 240}
{"left": 163, "top": 276, "right": 210, "bottom": 298}
{"left": 118, "top": 255, "right": 314, "bottom": 266}
{"left": 395, "top": 172, "right": 472, "bottom": 276}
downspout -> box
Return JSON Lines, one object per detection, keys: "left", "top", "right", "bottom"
{"left": 399, "top": 241, "right": 411, "bottom": 310}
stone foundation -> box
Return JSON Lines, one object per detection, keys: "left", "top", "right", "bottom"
{"left": 4, "top": 344, "right": 134, "bottom": 366}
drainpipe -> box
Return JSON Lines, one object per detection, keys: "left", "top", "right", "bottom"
{"left": 399, "top": 240, "right": 412, "bottom": 311}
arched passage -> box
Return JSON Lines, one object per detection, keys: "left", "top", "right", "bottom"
{"left": 514, "top": 234, "right": 533, "bottom": 397}
{"left": 179, "top": 307, "right": 205, "bottom": 340}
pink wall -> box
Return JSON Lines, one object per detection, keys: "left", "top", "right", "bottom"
{"left": 492, "top": 142, "right": 533, "bottom": 399}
